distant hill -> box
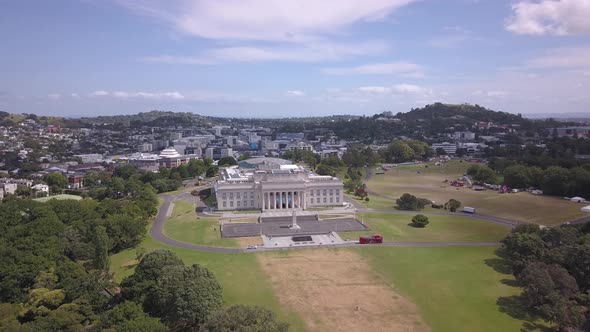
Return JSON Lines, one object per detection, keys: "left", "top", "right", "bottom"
{"left": 395, "top": 103, "right": 527, "bottom": 125}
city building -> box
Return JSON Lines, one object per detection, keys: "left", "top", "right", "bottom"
{"left": 158, "top": 147, "right": 200, "bottom": 168}
{"left": 453, "top": 131, "right": 476, "bottom": 141}
{"left": 432, "top": 142, "right": 457, "bottom": 155}
{"left": 215, "top": 157, "right": 343, "bottom": 211}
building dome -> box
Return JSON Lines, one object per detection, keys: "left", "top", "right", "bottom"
{"left": 159, "top": 147, "right": 181, "bottom": 158}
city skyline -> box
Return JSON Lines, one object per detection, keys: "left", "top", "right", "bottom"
{"left": 1, "top": 0, "right": 589, "bottom": 117}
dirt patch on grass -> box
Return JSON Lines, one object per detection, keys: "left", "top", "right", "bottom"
{"left": 258, "top": 249, "right": 429, "bottom": 332}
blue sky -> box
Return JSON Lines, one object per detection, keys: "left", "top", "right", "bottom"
{"left": 1, "top": 0, "right": 589, "bottom": 117}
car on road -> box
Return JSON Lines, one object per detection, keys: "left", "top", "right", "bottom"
{"left": 247, "top": 245, "right": 258, "bottom": 249}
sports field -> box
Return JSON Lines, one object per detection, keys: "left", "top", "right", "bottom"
{"left": 33, "top": 194, "right": 83, "bottom": 202}
{"left": 367, "top": 161, "right": 586, "bottom": 225}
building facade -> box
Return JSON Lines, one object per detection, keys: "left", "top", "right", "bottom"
{"left": 215, "top": 158, "right": 343, "bottom": 211}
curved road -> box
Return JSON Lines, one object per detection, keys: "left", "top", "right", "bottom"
{"left": 151, "top": 194, "right": 501, "bottom": 254}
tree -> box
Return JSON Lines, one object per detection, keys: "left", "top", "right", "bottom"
{"left": 200, "top": 305, "right": 289, "bottom": 332}
{"left": 97, "top": 301, "right": 165, "bottom": 332}
{"left": 121, "top": 250, "right": 184, "bottom": 307}
{"left": 315, "top": 163, "right": 336, "bottom": 177}
{"left": 519, "top": 262, "right": 586, "bottom": 330}
{"left": 446, "top": 199, "right": 461, "bottom": 212}
{"left": 503, "top": 165, "right": 531, "bottom": 189}
{"left": 542, "top": 166, "right": 570, "bottom": 196}
{"left": 151, "top": 264, "right": 223, "bottom": 330}
{"left": 382, "top": 140, "right": 415, "bottom": 163}
{"left": 411, "top": 214, "right": 429, "bottom": 228}
{"left": 44, "top": 172, "right": 67, "bottom": 189}
{"left": 105, "top": 214, "right": 147, "bottom": 252}
{"left": 466, "top": 164, "right": 496, "bottom": 183}
{"left": 435, "top": 148, "right": 447, "bottom": 156}
{"left": 91, "top": 226, "right": 110, "bottom": 270}
{"left": 501, "top": 232, "right": 546, "bottom": 274}
{"left": 218, "top": 156, "right": 238, "bottom": 167}
{"left": 396, "top": 193, "right": 428, "bottom": 210}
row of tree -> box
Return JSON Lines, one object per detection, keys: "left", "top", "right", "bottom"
{"left": 501, "top": 164, "right": 590, "bottom": 198}
{"left": 500, "top": 223, "right": 590, "bottom": 330}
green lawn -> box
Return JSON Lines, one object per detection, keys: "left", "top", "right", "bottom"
{"left": 34, "top": 194, "right": 83, "bottom": 202}
{"left": 339, "top": 212, "right": 510, "bottom": 242}
{"left": 163, "top": 200, "right": 238, "bottom": 248}
{"left": 357, "top": 246, "right": 548, "bottom": 332}
{"left": 367, "top": 162, "right": 587, "bottom": 225}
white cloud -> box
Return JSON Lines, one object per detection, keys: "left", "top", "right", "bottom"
{"left": 47, "top": 94, "right": 61, "bottom": 100}
{"left": 527, "top": 46, "right": 590, "bottom": 69}
{"left": 144, "top": 41, "right": 388, "bottom": 64}
{"left": 111, "top": 91, "right": 185, "bottom": 100}
{"left": 118, "top": 0, "right": 417, "bottom": 42}
{"left": 322, "top": 61, "right": 423, "bottom": 76}
{"left": 70, "top": 93, "right": 80, "bottom": 99}
{"left": 89, "top": 90, "right": 109, "bottom": 97}
{"left": 506, "top": 0, "right": 590, "bottom": 35}
{"left": 357, "top": 84, "right": 428, "bottom": 94}
{"left": 285, "top": 90, "right": 305, "bottom": 97}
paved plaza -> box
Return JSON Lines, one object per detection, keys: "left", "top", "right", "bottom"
{"left": 221, "top": 215, "right": 369, "bottom": 238}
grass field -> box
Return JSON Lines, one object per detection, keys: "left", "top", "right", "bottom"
{"left": 367, "top": 161, "right": 586, "bottom": 225}
{"left": 33, "top": 194, "right": 83, "bottom": 202}
{"left": 358, "top": 246, "right": 547, "bottom": 332}
{"left": 340, "top": 212, "right": 510, "bottom": 242}
{"left": 163, "top": 200, "right": 239, "bottom": 248}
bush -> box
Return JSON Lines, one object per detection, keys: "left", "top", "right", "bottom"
{"left": 364, "top": 197, "right": 370, "bottom": 202}
{"left": 396, "top": 193, "right": 430, "bottom": 210}
{"left": 411, "top": 214, "right": 429, "bottom": 228}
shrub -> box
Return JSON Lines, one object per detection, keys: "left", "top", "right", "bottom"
{"left": 411, "top": 214, "right": 429, "bottom": 228}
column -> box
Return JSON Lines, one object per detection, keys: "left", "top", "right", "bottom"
{"left": 289, "top": 191, "right": 293, "bottom": 209}
{"left": 303, "top": 191, "right": 307, "bottom": 210}
{"left": 298, "top": 191, "right": 301, "bottom": 209}
{"left": 261, "top": 192, "right": 265, "bottom": 210}
{"left": 279, "top": 192, "right": 283, "bottom": 209}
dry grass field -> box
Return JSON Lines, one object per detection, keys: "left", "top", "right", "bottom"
{"left": 367, "top": 162, "right": 586, "bottom": 225}
{"left": 258, "top": 249, "right": 429, "bottom": 332}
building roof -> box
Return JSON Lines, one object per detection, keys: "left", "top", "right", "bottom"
{"left": 239, "top": 157, "right": 292, "bottom": 169}
{"left": 159, "top": 147, "right": 181, "bottom": 158}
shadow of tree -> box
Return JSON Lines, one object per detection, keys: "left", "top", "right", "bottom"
{"left": 520, "top": 321, "right": 553, "bottom": 332}
{"left": 497, "top": 295, "right": 530, "bottom": 320}
{"left": 484, "top": 257, "right": 513, "bottom": 275}
{"left": 501, "top": 278, "right": 520, "bottom": 287}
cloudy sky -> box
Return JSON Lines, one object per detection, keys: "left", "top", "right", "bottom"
{"left": 1, "top": 0, "right": 589, "bottom": 117}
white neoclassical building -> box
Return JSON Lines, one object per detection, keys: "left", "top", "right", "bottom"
{"left": 215, "top": 158, "right": 343, "bottom": 211}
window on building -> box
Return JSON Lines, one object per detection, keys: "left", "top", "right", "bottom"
{"left": 222, "top": 193, "right": 227, "bottom": 199}
{"left": 230, "top": 193, "right": 234, "bottom": 199}
{"left": 237, "top": 192, "right": 241, "bottom": 199}
{"left": 323, "top": 189, "right": 327, "bottom": 195}
{"left": 336, "top": 197, "right": 339, "bottom": 203}
{"left": 223, "top": 201, "right": 226, "bottom": 207}
{"left": 323, "top": 197, "right": 327, "bottom": 203}
{"left": 250, "top": 200, "right": 254, "bottom": 206}
{"left": 330, "top": 197, "right": 333, "bottom": 203}
{"left": 317, "top": 190, "right": 320, "bottom": 196}
{"left": 237, "top": 201, "right": 241, "bottom": 207}
{"left": 335, "top": 190, "right": 340, "bottom": 196}
{"left": 230, "top": 201, "right": 233, "bottom": 207}
{"left": 329, "top": 189, "right": 333, "bottom": 195}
